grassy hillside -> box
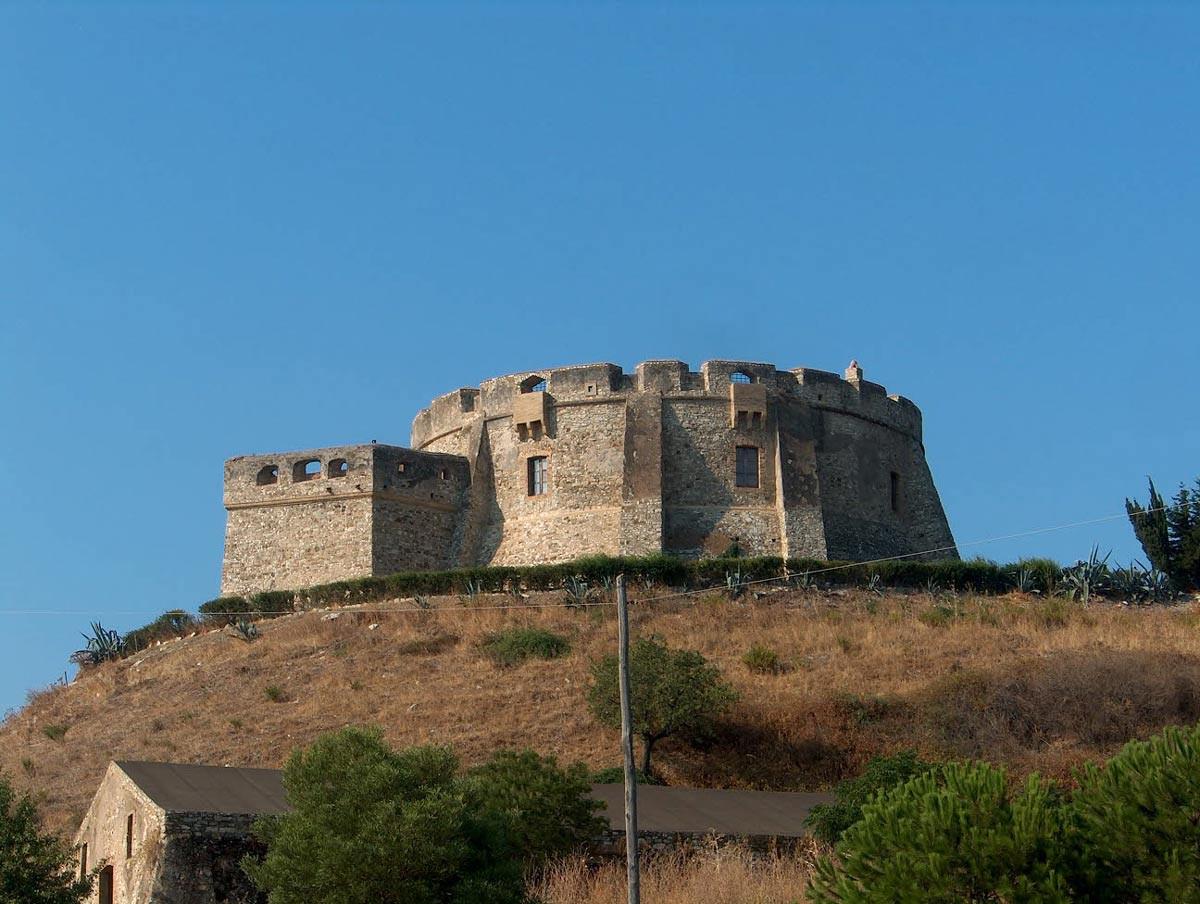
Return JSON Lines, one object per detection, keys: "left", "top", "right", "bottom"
{"left": 5, "top": 585, "right": 1200, "bottom": 840}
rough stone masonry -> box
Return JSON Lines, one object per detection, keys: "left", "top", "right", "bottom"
{"left": 221, "top": 359, "right": 957, "bottom": 595}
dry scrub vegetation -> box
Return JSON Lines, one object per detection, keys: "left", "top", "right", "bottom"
{"left": 4, "top": 586, "right": 1200, "bottom": 845}
{"left": 534, "top": 845, "right": 816, "bottom": 904}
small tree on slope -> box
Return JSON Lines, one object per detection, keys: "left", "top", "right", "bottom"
{"left": 587, "top": 634, "right": 737, "bottom": 779}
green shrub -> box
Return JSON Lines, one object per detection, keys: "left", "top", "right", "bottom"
{"left": 805, "top": 750, "right": 934, "bottom": 845}
{"left": 0, "top": 773, "right": 93, "bottom": 903}
{"left": 808, "top": 762, "right": 1070, "bottom": 903}
{"left": 742, "top": 643, "right": 784, "bottom": 674}
{"left": 481, "top": 628, "right": 570, "bottom": 666}
{"left": 248, "top": 590, "right": 294, "bottom": 618}
{"left": 125, "top": 609, "right": 198, "bottom": 652}
{"left": 42, "top": 724, "right": 68, "bottom": 742}
{"left": 1069, "top": 723, "right": 1200, "bottom": 902}
{"left": 464, "top": 749, "right": 605, "bottom": 864}
{"left": 199, "top": 595, "right": 250, "bottom": 625}
{"left": 264, "top": 684, "right": 286, "bottom": 703}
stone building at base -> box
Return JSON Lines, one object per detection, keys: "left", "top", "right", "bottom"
{"left": 77, "top": 760, "right": 831, "bottom": 904}
{"left": 222, "top": 358, "right": 958, "bottom": 595}
{"left": 75, "top": 761, "right": 283, "bottom": 904}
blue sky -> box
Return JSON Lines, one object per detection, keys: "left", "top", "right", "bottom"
{"left": 2, "top": 2, "right": 1198, "bottom": 714}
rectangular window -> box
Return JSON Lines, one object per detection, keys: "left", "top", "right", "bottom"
{"left": 527, "top": 456, "right": 548, "bottom": 496}
{"left": 126, "top": 813, "right": 134, "bottom": 858}
{"left": 890, "top": 471, "right": 900, "bottom": 513}
{"left": 80, "top": 843, "right": 87, "bottom": 880}
{"left": 735, "top": 446, "right": 759, "bottom": 488}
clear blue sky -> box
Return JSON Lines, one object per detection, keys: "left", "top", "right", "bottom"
{"left": 2, "top": 2, "right": 1198, "bottom": 715}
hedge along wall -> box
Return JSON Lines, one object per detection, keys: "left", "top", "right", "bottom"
{"left": 197, "top": 554, "right": 1028, "bottom": 624}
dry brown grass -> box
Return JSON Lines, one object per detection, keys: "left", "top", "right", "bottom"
{"left": 534, "top": 845, "right": 813, "bottom": 904}
{"left": 4, "top": 587, "right": 1200, "bottom": 838}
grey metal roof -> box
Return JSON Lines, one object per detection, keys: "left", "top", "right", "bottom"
{"left": 589, "top": 784, "right": 832, "bottom": 838}
{"left": 116, "top": 761, "right": 290, "bottom": 816}
{"left": 114, "top": 761, "right": 830, "bottom": 837}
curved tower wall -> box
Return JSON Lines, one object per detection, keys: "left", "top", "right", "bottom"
{"left": 410, "top": 359, "right": 955, "bottom": 567}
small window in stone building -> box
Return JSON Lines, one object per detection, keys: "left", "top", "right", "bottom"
{"left": 440, "top": 468, "right": 449, "bottom": 480}
{"left": 735, "top": 446, "right": 759, "bottom": 488}
{"left": 527, "top": 456, "right": 548, "bottom": 496}
{"left": 126, "top": 813, "right": 134, "bottom": 858}
{"left": 256, "top": 464, "right": 279, "bottom": 486}
{"left": 80, "top": 843, "right": 87, "bottom": 881}
{"left": 890, "top": 471, "right": 901, "bottom": 513}
{"left": 398, "top": 462, "right": 407, "bottom": 474}
{"left": 328, "top": 458, "right": 349, "bottom": 478}
{"left": 731, "top": 371, "right": 753, "bottom": 384}
{"left": 99, "top": 866, "right": 114, "bottom": 904}
{"left": 520, "top": 375, "right": 547, "bottom": 393}
{"left": 293, "top": 459, "right": 321, "bottom": 482}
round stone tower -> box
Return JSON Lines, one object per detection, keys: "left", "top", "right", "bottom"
{"left": 409, "top": 358, "right": 956, "bottom": 567}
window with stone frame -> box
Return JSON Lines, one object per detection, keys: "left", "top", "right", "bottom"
{"left": 527, "top": 456, "right": 548, "bottom": 496}
{"left": 735, "top": 445, "right": 760, "bottom": 488}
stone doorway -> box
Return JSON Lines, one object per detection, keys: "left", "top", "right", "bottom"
{"left": 98, "top": 865, "right": 113, "bottom": 904}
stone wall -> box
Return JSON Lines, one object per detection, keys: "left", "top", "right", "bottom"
{"left": 221, "top": 359, "right": 957, "bottom": 594}
{"left": 75, "top": 764, "right": 168, "bottom": 904}
{"left": 155, "top": 813, "right": 264, "bottom": 904}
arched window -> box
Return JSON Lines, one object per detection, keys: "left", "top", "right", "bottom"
{"left": 293, "top": 459, "right": 321, "bottom": 482}
{"left": 256, "top": 465, "right": 279, "bottom": 486}
{"left": 520, "top": 374, "right": 547, "bottom": 393}
{"left": 328, "top": 458, "right": 349, "bottom": 478}
{"left": 731, "top": 371, "right": 754, "bottom": 384}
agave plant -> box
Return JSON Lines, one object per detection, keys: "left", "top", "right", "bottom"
{"left": 563, "top": 575, "right": 591, "bottom": 609}
{"left": 232, "top": 617, "right": 259, "bottom": 642}
{"left": 1008, "top": 566, "right": 1039, "bottom": 594}
{"left": 1061, "top": 546, "right": 1111, "bottom": 606}
{"left": 71, "top": 621, "right": 126, "bottom": 666}
{"left": 726, "top": 570, "right": 747, "bottom": 600}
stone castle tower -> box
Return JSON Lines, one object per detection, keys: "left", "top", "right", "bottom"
{"left": 221, "top": 359, "right": 957, "bottom": 595}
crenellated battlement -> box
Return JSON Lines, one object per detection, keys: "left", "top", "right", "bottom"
{"left": 411, "top": 359, "right": 923, "bottom": 449}
{"left": 222, "top": 356, "right": 955, "bottom": 595}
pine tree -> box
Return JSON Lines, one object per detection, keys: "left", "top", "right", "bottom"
{"left": 1126, "top": 477, "right": 1200, "bottom": 590}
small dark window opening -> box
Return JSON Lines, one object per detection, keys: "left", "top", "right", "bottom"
{"left": 890, "top": 471, "right": 900, "bottom": 513}
{"left": 293, "top": 459, "right": 321, "bottom": 482}
{"left": 439, "top": 468, "right": 449, "bottom": 480}
{"left": 731, "top": 371, "right": 753, "bottom": 384}
{"left": 520, "top": 375, "right": 547, "bottom": 393}
{"left": 397, "top": 462, "right": 407, "bottom": 474}
{"left": 328, "top": 458, "right": 349, "bottom": 478}
{"left": 751, "top": 411, "right": 763, "bottom": 428}
{"left": 256, "top": 465, "right": 279, "bottom": 486}
{"left": 527, "top": 456, "right": 548, "bottom": 496}
{"left": 80, "top": 843, "right": 87, "bottom": 880}
{"left": 736, "top": 446, "right": 759, "bottom": 488}
{"left": 126, "top": 813, "right": 134, "bottom": 858}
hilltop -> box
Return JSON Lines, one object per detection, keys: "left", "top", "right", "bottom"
{"left": 5, "top": 585, "right": 1200, "bottom": 839}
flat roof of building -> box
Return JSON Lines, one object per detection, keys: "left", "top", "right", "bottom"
{"left": 114, "top": 761, "right": 831, "bottom": 837}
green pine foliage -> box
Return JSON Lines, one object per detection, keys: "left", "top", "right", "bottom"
{"left": 808, "top": 762, "right": 1071, "bottom": 903}
{"left": 463, "top": 750, "right": 605, "bottom": 864}
{"left": 804, "top": 750, "right": 935, "bottom": 845}
{"left": 243, "top": 728, "right": 526, "bottom": 904}
{"left": 587, "top": 635, "right": 737, "bottom": 778}
{"left": 0, "top": 773, "right": 92, "bottom": 904}
{"left": 1069, "top": 724, "right": 1200, "bottom": 902}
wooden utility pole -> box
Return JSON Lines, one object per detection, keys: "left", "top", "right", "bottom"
{"left": 616, "top": 574, "right": 640, "bottom": 904}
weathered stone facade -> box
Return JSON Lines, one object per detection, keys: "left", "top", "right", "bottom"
{"left": 222, "top": 359, "right": 956, "bottom": 595}
{"left": 75, "top": 763, "right": 270, "bottom": 904}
